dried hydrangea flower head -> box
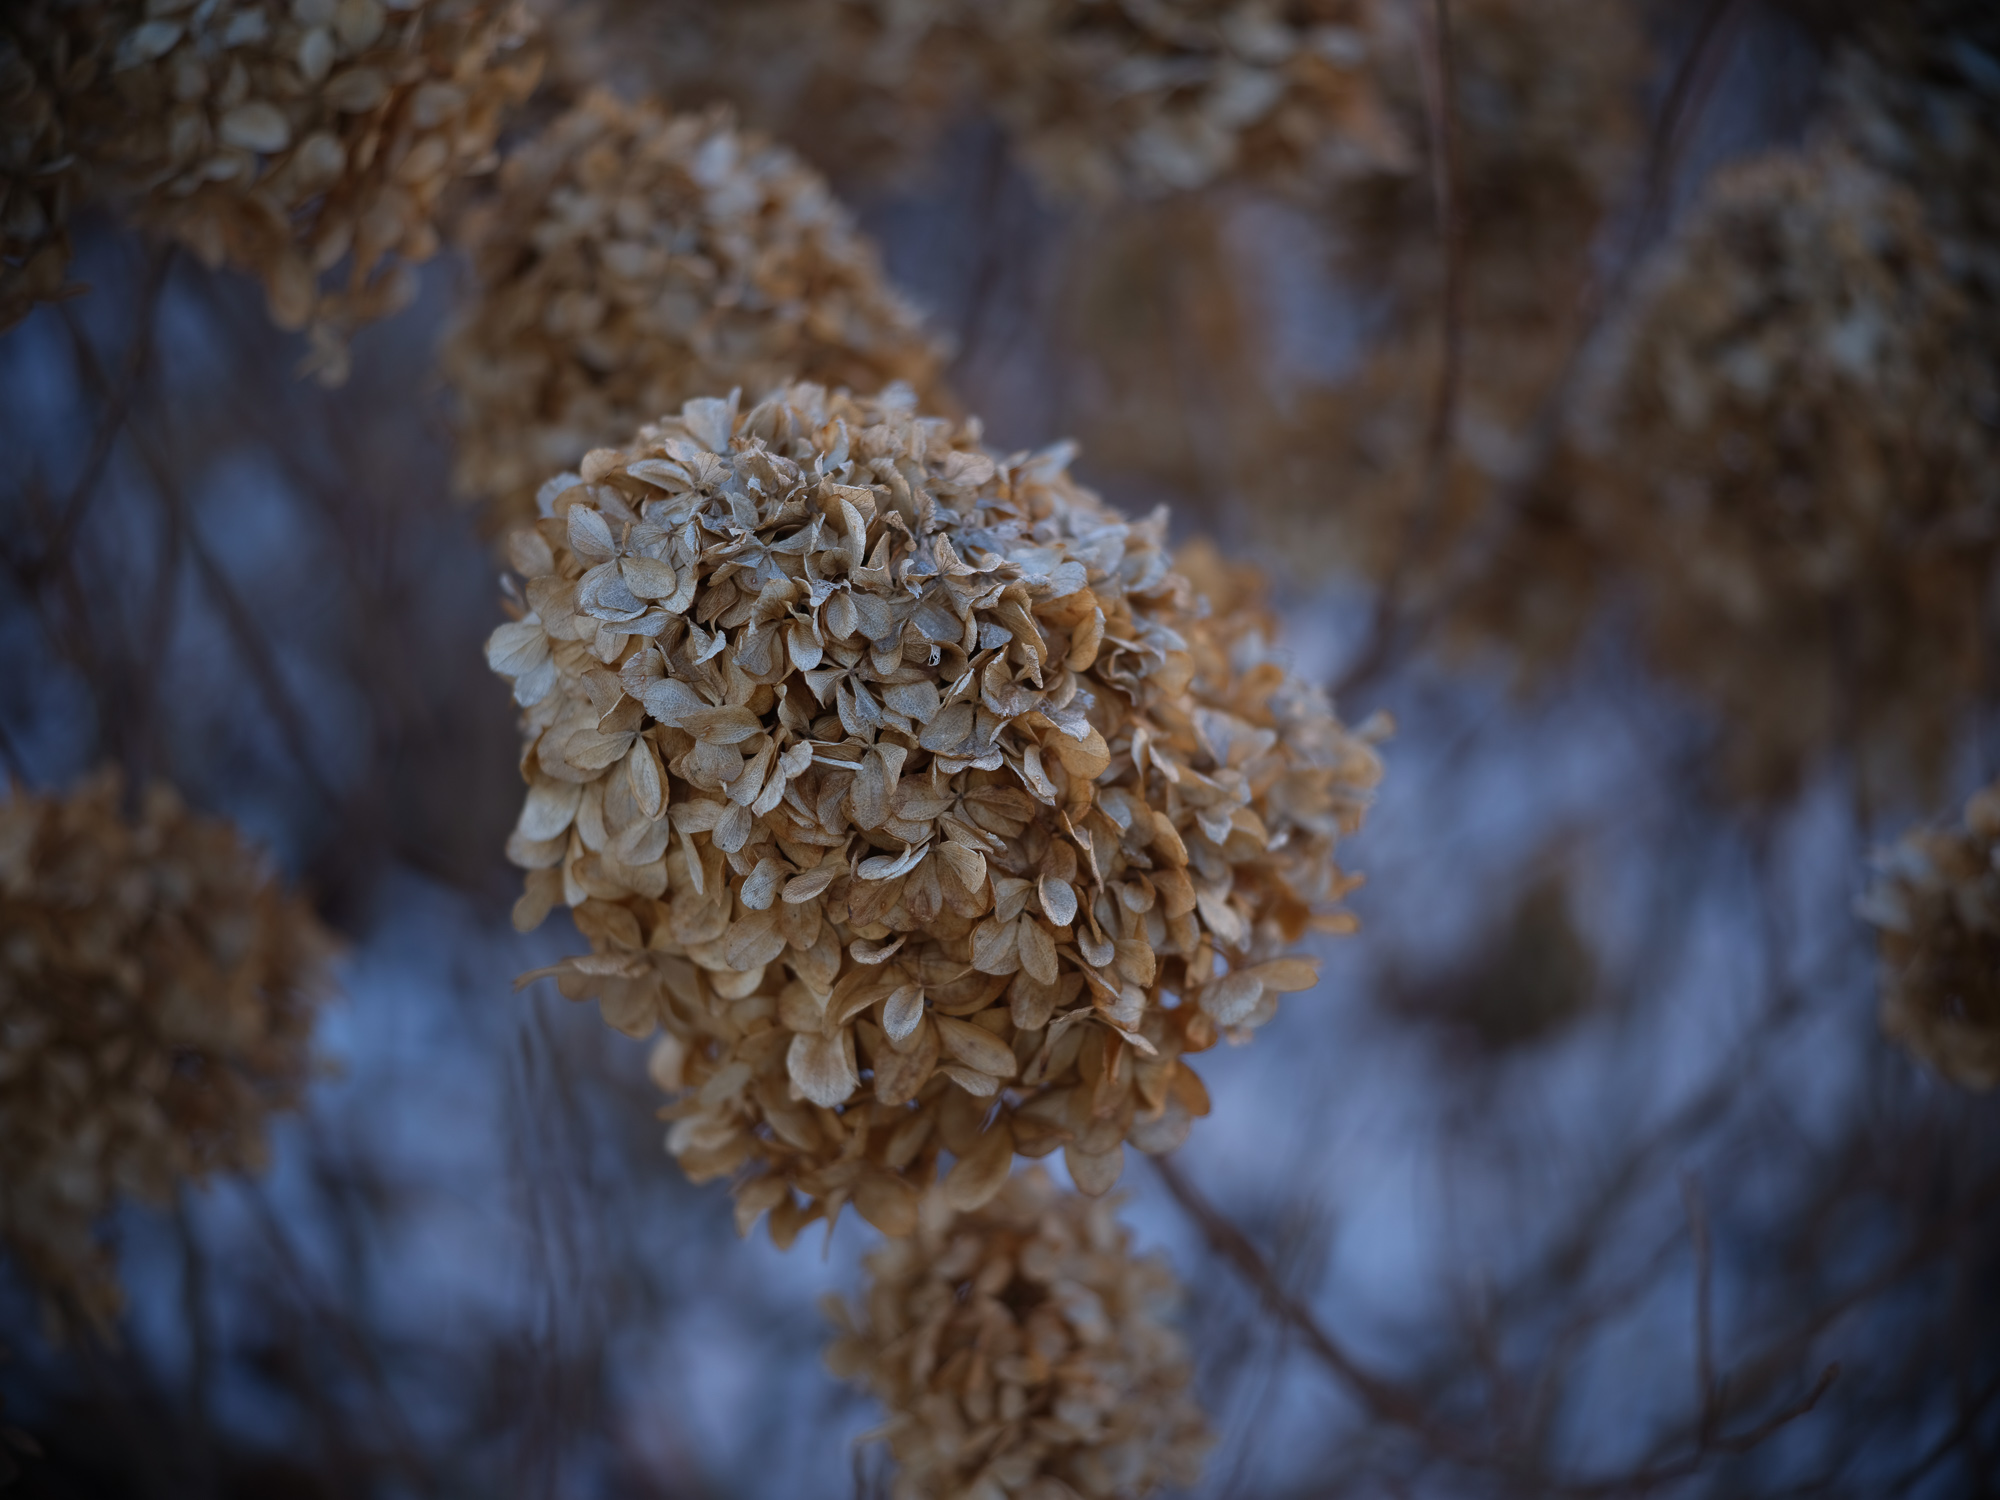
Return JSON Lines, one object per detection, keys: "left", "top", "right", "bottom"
{"left": 0, "top": 3, "right": 108, "bottom": 329}
{"left": 20, "top": 0, "right": 540, "bottom": 379}
{"left": 444, "top": 92, "right": 949, "bottom": 530}
{"left": 1860, "top": 781, "right": 2000, "bottom": 1092}
{"left": 532, "top": 0, "right": 985, "bottom": 184}
{"left": 825, "top": 1167, "right": 1211, "bottom": 1499}
{"left": 0, "top": 772, "right": 334, "bottom": 1331}
{"left": 545, "top": 0, "right": 1407, "bottom": 200}
{"left": 1045, "top": 0, "right": 1643, "bottom": 681}
{"left": 1587, "top": 145, "right": 1997, "bottom": 799}
{"left": 961, "top": 0, "right": 1410, "bottom": 201}
{"left": 487, "top": 383, "right": 1382, "bottom": 1242}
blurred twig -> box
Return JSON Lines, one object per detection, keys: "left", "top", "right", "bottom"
{"left": 54, "top": 297, "right": 344, "bottom": 811}
{"left": 1333, "top": 0, "right": 1463, "bottom": 703}
{"left": 31, "top": 242, "right": 173, "bottom": 586}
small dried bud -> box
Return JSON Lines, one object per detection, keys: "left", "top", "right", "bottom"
{"left": 487, "top": 383, "right": 1383, "bottom": 1241}
{"left": 0, "top": 772, "right": 337, "bottom": 1332}
{"left": 826, "top": 1168, "right": 1211, "bottom": 1499}
{"left": 1860, "top": 781, "right": 2000, "bottom": 1092}
{"left": 444, "top": 92, "right": 949, "bottom": 531}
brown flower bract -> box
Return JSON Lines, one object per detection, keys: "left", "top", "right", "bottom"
{"left": 13, "top": 0, "right": 540, "bottom": 377}
{"left": 1860, "top": 781, "right": 2000, "bottom": 1093}
{"left": 0, "top": 773, "right": 335, "bottom": 1331}
{"left": 826, "top": 1167, "right": 1211, "bottom": 1500}
{"left": 486, "top": 383, "right": 1382, "bottom": 1243}
{"left": 444, "top": 92, "right": 949, "bottom": 530}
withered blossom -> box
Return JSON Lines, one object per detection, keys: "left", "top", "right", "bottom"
{"left": 4, "top": 0, "right": 541, "bottom": 377}
{"left": 486, "top": 383, "right": 1383, "bottom": 1241}
{"left": 444, "top": 92, "right": 949, "bottom": 530}
{"left": 554, "top": 0, "right": 1408, "bottom": 200}
{"left": 962, "top": 0, "right": 1411, "bottom": 201}
{"left": 1860, "top": 780, "right": 2000, "bottom": 1092}
{"left": 826, "top": 1168, "right": 1210, "bottom": 1500}
{"left": 1217, "top": 0, "right": 1646, "bottom": 673}
{"left": 1589, "top": 143, "right": 1998, "bottom": 799}
{"left": 1, "top": 3, "right": 105, "bottom": 330}
{"left": 0, "top": 773, "right": 334, "bottom": 1331}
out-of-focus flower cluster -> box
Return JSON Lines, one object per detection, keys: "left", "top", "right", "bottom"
{"left": 1588, "top": 141, "right": 1997, "bottom": 798}
{"left": 958, "top": 0, "right": 1411, "bottom": 201}
{"left": 0, "top": 773, "right": 333, "bottom": 1331}
{"left": 826, "top": 1168, "right": 1210, "bottom": 1500}
{"left": 2, "top": 0, "right": 541, "bottom": 378}
{"left": 1049, "top": 0, "right": 1645, "bottom": 683}
{"left": 486, "top": 382, "right": 1381, "bottom": 1240}
{"left": 444, "top": 92, "right": 949, "bottom": 529}
{"left": 546, "top": 0, "right": 1411, "bottom": 200}
{"left": 1, "top": 3, "right": 104, "bottom": 329}
{"left": 1860, "top": 780, "right": 2000, "bottom": 1092}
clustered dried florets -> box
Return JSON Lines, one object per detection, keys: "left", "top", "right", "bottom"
{"left": 960, "top": 0, "right": 1410, "bottom": 200}
{"left": 1, "top": 4, "right": 104, "bottom": 329}
{"left": 0, "top": 773, "right": 334, "bottom": 1330}
{"left": 444, "top": 91, "right": 948, "bottom": 529}
{"left": 1589, "top": 143, "right": 1998, "bottom": 798}
{"left": 1860, "top": 780, "right": 2000, "bottom": 1092}
{"left": 1215, "top": 0, "right": 1645, "bottom": 673}
{"left": 826, "top": 1168, "right": 1211, "bottom": 1500}
{"left": 486, "top": 382, "right": 1381, "bottom": 1241}
{"left": 3, "top": 0, "right": 541, "bottom": 378}
{"left": 569, "top": 0, "right": 1409, "bottom": 201}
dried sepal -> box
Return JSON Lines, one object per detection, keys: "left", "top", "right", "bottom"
{"left": 827, "top": 1168, "right": 1211, "bottom": 1499}
{"left": 486, "top": 381, "right": 1383, "bottom": 1236}
{"left": 0, "top": 771, "right": 336, "bottom": 1333}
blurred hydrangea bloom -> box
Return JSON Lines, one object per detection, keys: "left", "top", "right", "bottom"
{"left": 444, "top": 92, "right": 949, "bottom": 529}
{"left": 1860, "top": 780, "right": 2000, "bottom": 1092}
{"left": 0, "top": 773, "right": 334, "bottom": 1331}
{"left": 826, "top": 1167, "right": 1211, "bottom": 1500}
{"left": 2, "top": 0, "right": 541, "bottom": 378}
{"left": 1591, "top": 143, "right": 1997, "bottom": 798}
{"left": 1048, "top": 0, "right": 1646, "bottom": 689}
{"left": 485, "top": 382, "right": 1382, "bottom": 1240}
{"left": 959, "top": 0, "right": 1411, "bottom": 201}
{"left": 537, "top": 0, "right": 1409, "bottom": 200}
{"left": 0, "top": 2, "right": 105, "bottom": 328}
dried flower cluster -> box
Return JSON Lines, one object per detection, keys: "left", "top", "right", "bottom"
{"left": 548, "top": 0, "right": 1410, "bottom": 201}
{"left": 0, "top": 773, "right": 334, "bottom": 1330}
{"left": 1, "top": 4, "right": 105, "bottom": 329}
{"left": 960, "top": 0, "right": 1411, "bottom": 201}
{"left": 1860, "top": 780, "right": 2000, "bottom": 1092}
{"left": 487, "top": 382, "right": 1381, "bottom": 1240}
{"left": 1588, "top": 143, "right": 1998, "bottom": 797}
{"left": 444, "top": 92, "right": 948, "bottom": 529}
{"left": 2, "top": 0, "right": 540, "bottom": 377}
{"left": 826, "top": 1168, "right": 1210, "bottom": 1499}
{"left": 1218, "top": 0, "right": 1644, "bottom": 671}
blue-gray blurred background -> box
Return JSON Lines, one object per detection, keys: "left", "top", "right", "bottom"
{"left": 2, "top": 1, "right": 1997, "bottom": 1495}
